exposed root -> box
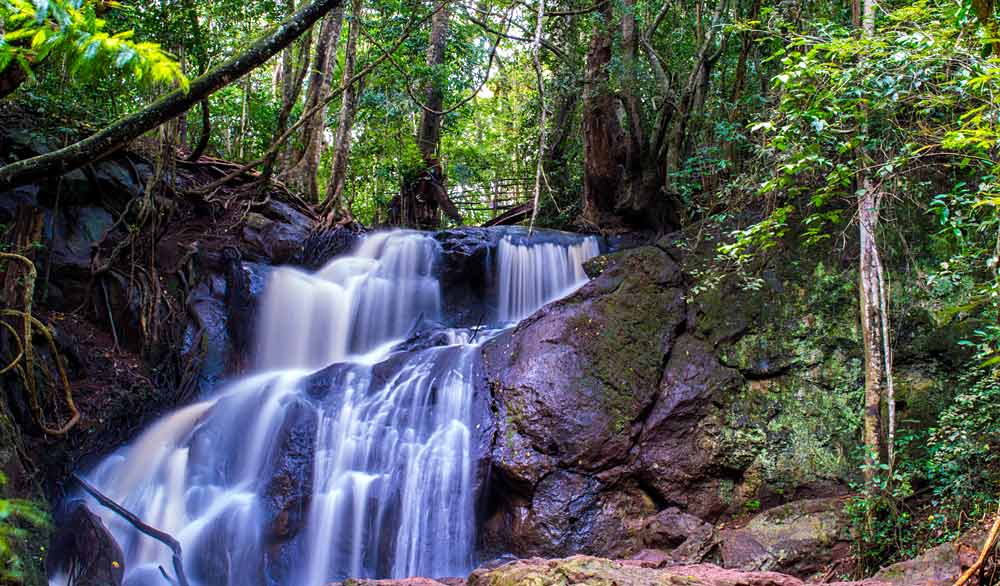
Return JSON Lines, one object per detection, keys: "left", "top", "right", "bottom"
{"left": 0, "top": 252, "right": 80, "bottom": 436}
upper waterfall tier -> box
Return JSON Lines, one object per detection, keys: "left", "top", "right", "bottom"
{"left": 496, "top": 232, "right": 601, "bottom": 322}
{"left": 256, "top": 231, "right": 442, "bottom": 370}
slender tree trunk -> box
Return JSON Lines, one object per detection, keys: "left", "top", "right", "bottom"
{"left": 286, "top": 6, "right": 346, "bottom": 199}
{"left": 527, "top": 0, "right": 547, "bottom": 232}
{"left": 859, "top": 180, "right": 885, "bottom": 484}
{"left": 259, "top": 0, "right": 314, "bottom": 186}
{"left": 858, "top": 0, "right": 893, "bottom": 485}
{"left": 184, "top": 0, "right": 212, "bottom": 161}
{"left": 238, "top": 75, "right": 251, "bottom": 160}
{"left": 320, "top": 0, "right": 364, "bottom": 219}
{"left": 664, "top": 0, "right": 726, "bottom": 180}
{"left": 724, "top": 0, "right": 761, "bottom": 167}
{"left": 0, "top": 0, "right": 346, "bottom": 188}
{"left": 394, "top": 2, "right": 461, "bottom": 228}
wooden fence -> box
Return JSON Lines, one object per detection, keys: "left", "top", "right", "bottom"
{"left": 448, "top": 177, "right": 534, "bottom": 226}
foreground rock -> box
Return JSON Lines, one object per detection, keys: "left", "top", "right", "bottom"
{"left": 46, "top": 502, "right": 125, "bottom": 586}
{"left": 467, "top": 556, "right": 887, "bottom": 586}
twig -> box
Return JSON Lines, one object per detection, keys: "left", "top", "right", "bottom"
{"left": 953, "top": 504, "right": 1000, "bottom": 586}
{"left": 73, "top": 473, "right": 191, "bottom": 586}
{"left": 469, "top": 312, "right": 486, "bottom": 343}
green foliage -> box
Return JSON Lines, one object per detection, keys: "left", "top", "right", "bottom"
{"left": 846, "top": 439, "right": 920, "bottom": 574}
{"left": 726, "top": 0, "right": 1000, "bottom": 262}
{"left": 926, "top": 333, "right": 1000, "bottom": 521}
{"left": 1, "top": 0, "right": 187, "bottom": 91}
{"left": 0, "top": 472, "right": 49, "bottom": 583}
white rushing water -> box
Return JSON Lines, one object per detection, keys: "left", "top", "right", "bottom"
{"left": 74, "top": 228, "right": 599, "bottom": 586}
{"left": 496, "top": 234, "right": 601, "bottom": 323}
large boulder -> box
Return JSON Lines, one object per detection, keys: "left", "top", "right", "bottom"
{"left": 872, "top": 543, "right": 962, "bottom": 586}
{"left": 716, "top": 498, "right": 851, "bottom": 579}
{"left": 240, "top": 201, "right": 313, "bottom": 264}
{"left": 481, "top": 245, "right": 746, "bottom": 558}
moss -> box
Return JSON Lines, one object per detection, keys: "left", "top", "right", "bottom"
{"left": 567, "top": 280, "right": 676, "bottom": 436}
{"left": 702, "top": 261, "right": 868, "bottom": 495}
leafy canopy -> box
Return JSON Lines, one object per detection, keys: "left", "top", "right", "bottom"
{"left": 1, "top": 0, "right": 187, "bottom": 90}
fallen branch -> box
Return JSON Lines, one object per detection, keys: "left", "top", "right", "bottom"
{"left": 73, "top": 473, "right": 190, "bottom": 586}
{"left": 953, "top": 504, "right": 1000, "bottom": 586}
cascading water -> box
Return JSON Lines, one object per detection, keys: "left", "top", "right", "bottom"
{"left": 72, "top": 228, "right": 598, "bottom": 586}
{"left": 496, "top": 232, "right": 601, "bottom": 323}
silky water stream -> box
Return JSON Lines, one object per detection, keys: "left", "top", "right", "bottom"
{"left": 70, "top": 228, "right": 600, "bottom": 586}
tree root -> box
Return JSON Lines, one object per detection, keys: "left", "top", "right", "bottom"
{"left": 1, "top": 309, "right": 80, "bottom": 436}
{"left": 0, "top": 252, "right": 80, "bottom": 436}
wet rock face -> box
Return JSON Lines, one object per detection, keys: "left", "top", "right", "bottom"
{"left": 434, "top": 228, "right": 502, "bottom": 327}
{"left": 241, "top": 201, "right": 313, "bottom": 264}
{"left": 262, "top": 399, "right": 319, "bottom": 586}
{"left": 47, "top": 501, "right": 125, "bottom": 586}
{"left": 294, "top": 224, "right": 366, "bottom": 269}
{"left": 480, "top": 245, "right": 744, "bottom": 559}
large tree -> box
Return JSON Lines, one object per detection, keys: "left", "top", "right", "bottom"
{"left": 392, "top": 2, "right": 462, "bottom": 228}
{"left": 579, "top": 0, "right": 727, "bottom": 232}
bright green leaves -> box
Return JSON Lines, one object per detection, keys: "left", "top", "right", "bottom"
{"left": 0, "top": 0, "right": 188, "bottom": 94}
{"left": 726, "top": 0, "right": 1000, "bottom": 264}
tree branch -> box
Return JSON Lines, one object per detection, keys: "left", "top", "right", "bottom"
{"left": 73, "top": 473, "right": 190, "bottom": 586}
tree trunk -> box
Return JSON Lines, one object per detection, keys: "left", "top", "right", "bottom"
{"left": 393, "top": 2, "right": 462, "bottom": 228}
{"left": 664, "top": 0, "right": 726, "bottom": 181}
{"left": 286, "top": 6, "right": 346, "bottom": 199}
{"left": 724, "top": 0, "right": 761, "bottom": 167}
{"left": 0, "top": 0, "right": 346, "bottom": 189}
{"left": 259, "top": 0, "right": 314, "bottom": 186}
{"left": 580, "top": 2, "right": 673, "bottom": 231}
{"left": 184, "top": 0, "right": 212, "bottom": 162}
{"left": 858, "top": 0, "right": 893, "bottom": 485}
{"left": 580, "top": 3, "right": 626, "bottom": 229}
{"left": 859, "top": 179, "right": 885, "bottom": 484}
{"left": 320, "top": 0, "right": 364, "bottom": 220}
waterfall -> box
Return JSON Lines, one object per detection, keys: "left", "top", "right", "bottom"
{"left": 74, "top": 228, "right": 598, "bottom": 586}
{"left": 496, "top": 233, "right": 601, "bottom": 322}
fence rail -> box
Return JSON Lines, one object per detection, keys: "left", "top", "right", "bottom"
{"left": 448, "top": 177, "right": 534, "bottom": 226}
